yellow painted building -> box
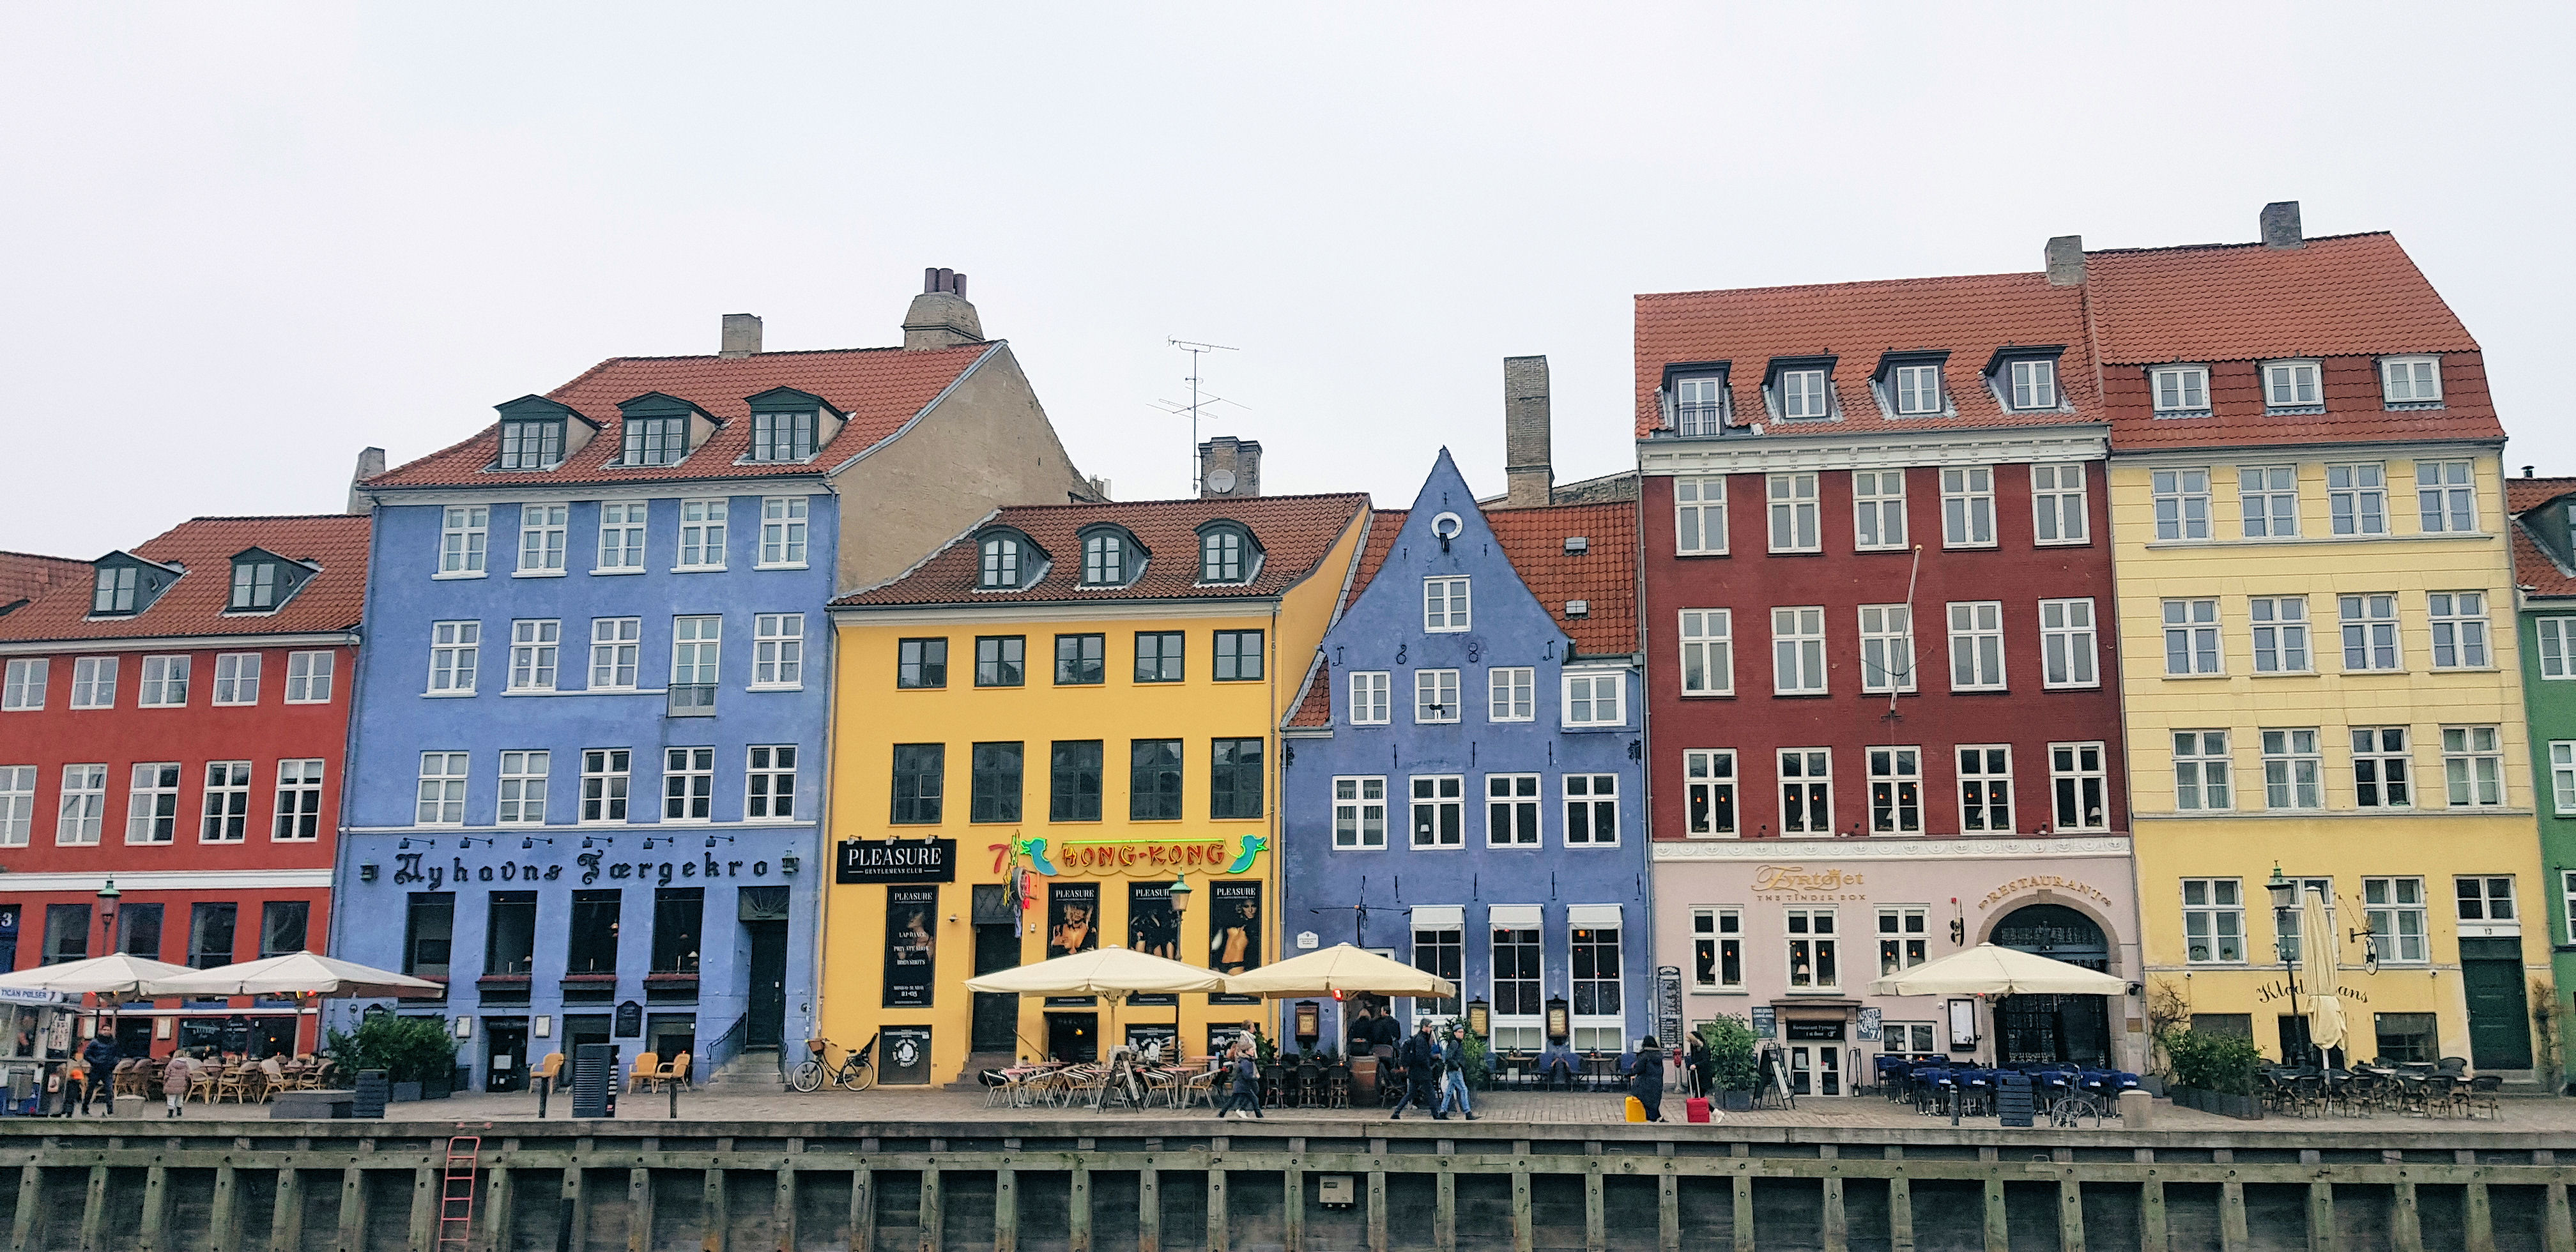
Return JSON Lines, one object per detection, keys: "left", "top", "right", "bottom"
{"left": 2087, "top": 219, "right": 2549, "bottom": 1074}
{"left": 819, "top": 490, "right": 1369, "bottom": 1085}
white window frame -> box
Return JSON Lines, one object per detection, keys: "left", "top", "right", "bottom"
{"left": 273, "top": 758, "right": 325, "bottom": 841}
{"left": 2182, "top": 878, "right": 2246, "bottom": 963}
{"left": 1423, "top": 577, "right": 1472, "bottom": 632}
{"left": 2417, "top": 460, "right": 2478, "bottom": 534}
{"left": 595, "top": 500, "right": 648, "bottom": 572}
{"left": 509, "top": 620, "right": 560, "bottom": 692}
{"left": 1564, "top": 773, "right": 1618, "bottom": 845}
{"left": 496, "top": 750, "right": 550, "bottom": 825}
{"left": 1939, "top": 466, "right": 1995, "bottom": 548}
{"left": 2163, "top": 599, "right": 2222, "bottom": 676}
{"left": 1778, "top": 748, "right": 1832, "bottom": 836}
{"left": 2048, "top": 742, "right": 2108, "bottom": 832}
{"left": 2363, "top": 877, "right": 2428, "bottom": 965}
{"left": 284, "top": 651, "right": 334, "bottom": 705}
{"left": 2173, "top": 731, "right": 2233, "bottom": 811}
{"left": 1673, "top": 476, "right": 1728, "bottom": 556}
{"left": 588, "top": 618, "right": 640, "bottom": 691}
{"left": 1877, "top": 906, "right": 1930, "bottom": 974}
{"left": 1485, "top": 774, "right": 1540, "bottom": 847}
{"left": 1767, "top": 473, "right": 1820, "bottom": 553}
{"left": 1563, "top": 671, "right": 1624, "bottom": 728}
{"left": 2327, "top": 462, "right": 2389, "bottom": 536}
{"left": 1852, "top": 470, "right": 1907, "bottom": 551}
{"left": 1892, "top": 363, "right": 1942, "bottom": 415}
{"left": 125, "top": 762, "right": 180, "bottom": 844}
{"left": 2442, "top": 726, "right": 2504, "bottom": 808}
{"left": 1779, "top": 369, "right": 1830, "bottom": 420}
{"left": 2340, "top": 594, "right": 2402, "bottom": 672}
{"left": 1678, "top": 609, "right": 1733, "bottom": 696}
{"left": 438, "top": 505, "right": 489, "bottom": 577}
{"left": 1866, "top": 746, "right": 1921, "bottom": 835}
{"left": 1348, "top": 671, "right": 1391, "bottom": 725}
{"left": 2152, "top": 468, "right": 2212, "bottom": 541}
{"left": 2007, "top": 358, "right": 2058, "bottom": 410}
{"left": 1409, "top": 774, "right": 1464, "bottom": 848}
{"left": 56, "top": 764, "right": 106, "bottom": 845}
{"left": 199, "top": 760, "right": 252, "bottom": 843}
{"left": 2151, "top": 365, "right": 2210, "bottom": 413}
{"left": 2427, "top": 592, "right": 2490, "bottom": 669}
{"left": 758, "top": 496, "right": 809, "bottom": 568}
{"left": 1333, "top": 775, "right": 1388, "bottom": 849}
{"left": 516, "top": 503, "right": 568, "bottom": 575}
{"left": 2356, "top": 728, "right": 2414, "bottom": 810}
{"left": 2260, "top": 728, "right": 2324, "bottom": 811}
{"left": 1784, "top": 907, "right": 1839, "bottom": 989}
{"left": 0, "top": 765, "right": 33, "bottom": 848}
{"left": 1957, "top": 745, "right": 2012, "bottom": 833}
{"left": 753, "top": 613, "right": 805, "bottom": 689}
{"left": 581, "top": 749, "right": 632, "bottom": 824}
{"left": 416, "top": 752, "right": 468, "bottom": 826}
{"left": 1683, "top": 749, "right": 1736, "bottom": 837}
{"left": 2239, "top": 465, "right": 2299, "bottom": 538}
{"left": 2030, "top": 463, "right": 2087, "bottom": 545}
{"left": 1692, "top": 907, "right": 1744, "bottom": 989}
{"left": 2554, "top": 742, "right": 2576, "bottom": 816}
{"left": 211, "top": 653, "right": 261, "bottom": 706}
{"left": 671, "top": 615, "right": 722, "bottom": 690}
{"left": 1772, "top": 607, "right": 1827, "bottom": 695}
{"left": 663, "top": 746, "right": 715, "bottom": 822}
{"left": 70, "top": 657, "right": 116, "bottom": 709}
{"left": 1487, "top": 667, "right": 1535, "bottom": 722}
{"left": 2262, "top": 360, "right": 2321, "bottom": 408}
{"left": 676, "top": 498, "right": 729, "bottom": 570}
{"left": 2538, "top": 618, "right": 2576, "bottom": 680}
{"left": 1674, "top": 376, "right": 1728, "bottom": 436}
{"left": 746, "top": 745, "right": 797, "bottom": 821}
{"left": 2248, "top": 597, "right": 2311, "bottom": 674}
{"left": 2380, "top": 356, "right": 2442, "bottom": 404}
{"left": 1858, "top": 604, "right": 1914, "bottom": 694}
{"left": 2038, "top": 598, "right": 2097, "bottom": 689}
{"left": 1, "top": 659, "right": 44, "bottom": 712}
{"left": 1946, "top": 601, "right": 2005, "bottom": 691}
{"left": 2455, "top": 876, "right": 2517, "bottom": 924}
{"left": 1414, "top": 669, "right": 1460, "bottom": 724}
{"left": 137, "top": 655, "right": 189, "bottom": 708}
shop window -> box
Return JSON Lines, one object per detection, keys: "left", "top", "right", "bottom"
{"left": 188, "top": 903, "right": 237, "bottom": 970}
{"left": 1569, "top": 923, "right": 1623, "bottom": 1051}
{"left": 403, "top": 893, "right": 454, "bottom": 981}
{"left": 2190, "top": 1014, "right": 2253, "bottom": 1039}
{"left": 1411, "top": 924, "right": 1461, "bottom": 1018}
{"left": 567, "top": 890, "right": 620, "bottom": 975}
{"left": 117, "top": 903, "right": 162, "bottom": 959}
{"left": 1489, "top": 922, "right": 1544, "bottom": 1050}
{"left": 652, "top": 888, "right": 703, "bottom": 975}
{"left": 2374, "top": 1012, "right": 2439, "bottom": 1064}
{"left": 42, "top": 904, "right": 89, "bottom": 966}
{"left": 259, "top": 901, "right": 308, "bottom": 959}
{"left": 485, "top": 892, "right": 537, "bottom": 976}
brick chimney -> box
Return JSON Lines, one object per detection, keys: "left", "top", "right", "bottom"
{"left": 903, "top": 268, "right": 984, "bottom": 350}
{"left": 2260, "top": 201, "right": 2304, "bottom": 250}
{"left": 1198, "top": 436, "right": 1261, "bottom": 499}
{"left": 719, "top": 314, "right": 762, "bottom": 358}
{"left": 2045, "top": 235, "right": 2086, "bottom": 287}
{"left": 347, "top": 447, "right": 385, "bottom": 515}
{"left": 1503, "top": 355, "right": 1553, "bottom": 508}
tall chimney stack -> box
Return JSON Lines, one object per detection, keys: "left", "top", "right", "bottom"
{"left": 2260, "top": 201, "right": 2304, "bottom": 250}
{"left": 347, "top": 447, "right": 385, "bottom": 515}
{"left": 1503, "top": 355, "right": 1554, "bottom": 508}
{"left": 1197, "top": 436, "right": 1262, "bottom": 500}
{"left": 903, "top": 267, "right": 984, "bottom": 349}
{"left": 719, "top": 313, "right": 763, "bottom": 358}
{"left": 2044, "top": 235, "right": 2086, "bottom": 286}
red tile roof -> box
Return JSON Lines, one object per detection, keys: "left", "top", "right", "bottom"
{"left": 0, "top": 551, "right": 87, "bottom": 612}
{"left": 2085, "top": 234, "right": 2477, "bottom": 365}
{"left": 367, "top": 343, "right": 996, "bottom": 489}
{"left": 836, "top": 492, "right": 1370, "bottom": 607}
{"left": 1341, "top": 510, "right": 1406, "bottom": 613}
{"left": 1487, "top": 501, "right": 1639, "bottom": 656}
{"left": 1284, "top": 653, "right": 1333, "bottom": 730}
{"left": 2509, "top": 477, "right": 2576, "bottom": 599}
{"left": 1634, "top": 271, "right": 2096, "bottom": 438}
{"left": 0, "top": 515, "right": 371, "bottom": 643}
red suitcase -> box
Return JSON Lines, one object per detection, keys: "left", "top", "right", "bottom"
{"left": 1685, "top": 1097, "right": 1711, "bottom": 1123}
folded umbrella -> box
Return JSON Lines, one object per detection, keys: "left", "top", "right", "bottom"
{"left": 143, "top": 951, "right": 443, "bottom": 1000}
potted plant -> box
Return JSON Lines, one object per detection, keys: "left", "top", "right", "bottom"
{"left": 327, "top": 1015, "right": 459, "bottom": 1103}
{"left": 1699, "top": 1016, "right": 1759, "bottom": 1112}
{"left": 2163, "top": 1029, "right": 2264, "bottom": 1120}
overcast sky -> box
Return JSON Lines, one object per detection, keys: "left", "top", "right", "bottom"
{"left": 5, "top": 3, "right": 2571, "bottom": 559}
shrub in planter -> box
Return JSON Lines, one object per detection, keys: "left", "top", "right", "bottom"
{"left": 327, "top": 1015, "right": 459, "bottom": 1089}
{"left": 2163, "top": 1028, "right": 2266, "bottom": 1119}
{"left": 1698, "top": 1014, "right": 1760, "bottom": 1110}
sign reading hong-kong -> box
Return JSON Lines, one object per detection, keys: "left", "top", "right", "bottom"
{"left": 992, "top": 834, "right": 1268, "bottom": 878}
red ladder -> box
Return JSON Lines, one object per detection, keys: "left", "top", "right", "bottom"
{"left": 435, "top": 1135, "right": 480, "bottom": 1250}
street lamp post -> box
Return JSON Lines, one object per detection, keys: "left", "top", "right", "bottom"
{"left": 95, "top": 880, "right": 121, "bottom": 1046}
{"left": 2266, "top": 864, "right": 2306, "bottom": 1066}
{"left": 1166, "top": 876, "right": 1193, "bottom": 1053}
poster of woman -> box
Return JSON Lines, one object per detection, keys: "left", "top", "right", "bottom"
{"left": 1127, "top": 882, "right": 1177, "bottom": 959}
{"left": 1047, "top": 884, "right": 1100, "bottom": 959}
{"left": 1208, "top": 881, "right": 1262, "bottom": 974}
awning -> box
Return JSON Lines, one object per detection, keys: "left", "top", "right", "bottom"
{"left": 1488, "top": 905, "right": 1543, "bottom": 928}
{"left": 1410, "top": 905, "right": 1464, "bottom": 928}
{"left": 1567, "top": 905, "right": 1623, "bottom": 928}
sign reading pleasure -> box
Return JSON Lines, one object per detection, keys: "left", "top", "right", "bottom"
{"left": 838, "top": 839, "right": 957, "bottom": 885}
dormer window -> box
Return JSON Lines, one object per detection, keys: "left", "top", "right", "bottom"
{"left": 1199, "top": 524, "right": 1259, "bottom": 584}
{"left": 232, "top": 561, "right": 279, "bottom": 610}
{"left": 1080, "top": 528, "right": 1141, "bottom": 586}
{"left": 2262, "top": 360, "right": 2322, "bottom": 410}
{"left": 623, "top": 416, "right": 687, "bottom": 466}
{"left": 750, "top": 410, "right": 816, "bottom": 462}
{"left": 498, "top": 418, "right": 564, "bottom": 470}
{"left": 1780, "top": 370, "right": 1830, "bottom": 420}
{"left": 1893, "top": 363, "right": 1942, "bottom": 415}
{"left": 1675, "top": 374, "right": 1727, "bottom": 436}
{"left": 2151, "top": 366, "right": 2211, "bottom": 415}
{"left": 93, "top": 566, "right": 137, "bottom": 615}
{"left": 2008, "top": 359, "right": 2057, "bottom": 410}
{"left": 89, "top": 554, "right": 180, "bottom": 618}
{"left": 979, "top": 536, "right": 1023, "bottom": 589}
{"left": 2382, "top": 356, "right": 2442, "bottom": 405}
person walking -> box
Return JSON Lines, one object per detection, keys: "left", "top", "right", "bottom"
{"left": 1686, "top": 1032, "right": 1712, "bottom": 1100}
{"left": 1436, "top": 1024, "right": 1478, "bottom": 1121}
{"left": 1215, "top": 1040, "right": 1264, "bottom": 1120}
{"left": 1628, "top": 1036, "right": 1666, "bottom": 1123}
{"left": 161, "top": 1051, "right": 193, "bottom": 1118}
{"left": 1391, "top": 1020, "right": 1445, "bottom": 1120}
{"left": 79, "top": 1034, "right": 118, "bottom": 1116}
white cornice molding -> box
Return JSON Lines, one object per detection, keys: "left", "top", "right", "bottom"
{"left": 1652, "top": 835, "right": 2131, "bottom": 863}
{"left": 829, "top": 598, "right": 1284, "bottom": 627}
{"left": 362, "top": 475, "right": 831, "bottom": 508}
{"left": 1637, "top": 426, "right": 2108, "bottom": 477}
{"left": 0, "top": 631, "right": 358, "bottom": 657}
{"left": 0, "top": 869, "right": 333, "bottom": 892}
{"left": 2110, "top": 436, "right": 2506, "bottom": 468}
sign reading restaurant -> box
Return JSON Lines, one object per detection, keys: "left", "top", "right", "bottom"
{"left": 838, "top": 839, "right": 959, "bottom": 885}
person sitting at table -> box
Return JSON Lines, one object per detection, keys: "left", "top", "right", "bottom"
{"left": 1538, "top": 1041, "right": 1577, "bottom": 1090}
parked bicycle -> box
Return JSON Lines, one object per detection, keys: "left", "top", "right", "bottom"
{"left": 788, "top": 1035, "right": 878, "bottom": 1092}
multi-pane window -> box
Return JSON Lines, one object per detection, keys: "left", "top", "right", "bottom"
{"left": 970, "top": 742, "right": 1023, "bottom": 823}
{"left": 751, "top": 409, "right": 816, "bottom": 461}
{"left": 677, "top": 499, "right": 728, "bottom": 569}
{"left": 2248, "top": 597, "right": 2310, "bottom": 673}
{"left": 2381, "top": 357, "right": 2442, "bottom": 403}
{"left": 1867, "top": 747, "right": 1920, "bottom": 834}
{"left": 138, "top": 655, "right": 189, "bottom": 707}
{"left": 746, "top": 745, "right": 796, "bottom": 820}
{"left": 1675, "top": 376, "right": 1726, "bottom": 436}
{"left": 1878, "top": 907, "right": 1929, "bottom": 973}
{"left": 890, "top": 745, "right": 945, "bottom": 823}
{"left": 1412, "top": 922, "right": 1464, "bottom": 1018}
{"left": 1767, "top": 473, "right": 1820, "bottom": 553}
{"left": 1674, "top": 477, "right": 1727, "bottom": 554}
{"left": 897, "top": 638, "right": 948, "bottom": 689}
{"left": 416, "top": 752, "right": 468, "bottom": 825}
{"left": 1333, "top": 775, "right": 1388, "bottom": 848}
{"left": 2, "top": 659, "right": 44, "bottom": 711}
{"left": 760, "top": 497, "right": 809, "bottom": 567}
{"left": 509, "top": 620, "right": 560, "bottom": 691}
{"left": 2031, "top": 463, "right": 2087, "bottom": 544}
{"left": 1779, "top": 749, "right": 1831, "bottom": 835}
{"left": 2557, "top": 742, "right": 2576, "bottom": 814}
{"left": 1054, "top": 634, "right": 1105, "bottom": 685}
{"left": 974, "top": 636, "right": 1025, "bottom": 687}
{"left": 1693, "top": 908, "right": 1744, "bottom": 989}
{"left": 2327, "top": 463, "right": 2388, "bottom": 535}
{"left": 1678, "top": 609, "right": 1733, "bottom": 696}
{"left": 1209, "top": 739, "right": 1264, "bottom": 820}
{"left": 1785, "top": 908, "right": 1837, "bottom": 988}
{"left": 2239, "top": 466, "right": 2298, "bottom": 538}
{"left": 1563, "top": 673, "right": 1623, "bottom": 727}
{"left": 1080, "top": 532, "right": 1126, "bottom": 585}
{"left": 1779, "top": 369, "right": 1829, "bottom": 420}
{"left": 596, "top": 501, "right": 647, "bottom": 571}
{"left": 1423, "top": 577, "right": 1471, "bottom": 631}
{"left": 1049, "top": 741, "right": 1103, "bottom": 821}
{"left": 671, "top": 616, "right": 721, "bottom": 689}
{"left": 2418, "top": 461, "right": 2477, "bottom": 533}
{"left": 199, "top": 761, "right": 251, "bottom": 842}
{"left": 2539, "top": 619, "right": 2576, "bottom": 679}
{"left": 1853, "top": 470, "right": 1906, "bottom": 549}
{"left": 1200, "top": 529, "right": 1249, "bottom": 583}
{"left": 212, "top": 653, "right": 260, "bottom": 706}
{"left": 2354, "top": 728, "right": 2412, "bottom": 808}
{"left": 1135, "top": 632, "right": 1184, "bottom": 682}
{"left": 1958, "top": 746, "right": 2011, "bottom": 832}
{"left": 1492, "top": 922, "right": 1544, "bottom": 1032}
{"left": 2152, "top": 365, "right": 2209, "bottom": 413}
{"left": 1347, "top": 671, "right": 1391, "bottom": 724}
{"left": 2455, "top": 876, "right": 2515, "bottom": 923}
{"left": 189, "top": 903, "right": 238, "bottom": 970}
{"left": 92, "top": 566, "right": 138, "bottom": 615}
{"left": 2262, "top": 360, "right": 2320, "bottom": 408}
{"left": 662, "top": 747, "right": 714, "bottom": 821}
{"left": 564, "top": 891, "right": 618, "bottom": 975}
{"left": 1773, "top": 607, "right": 1827, "bottom": 694}
{"left": 2442, "top": 727, "right": 2504, "bottom": 807}
{"left": 2049, "top": 742, "right": 2108, "bottom": 831}
{"left": 2164, "top": 599, "right": 2221, "bottom": 675}
{"left": 1565, "top": 774, "right": 1617, "bottom": 844}
{"left": 125, "top": 763, "right": 180, "bottom": 843}
{"left": 231, "top": 560, "right": 281, "bottom": 610}
{"left": 1488, "top": 667, "right": 1534, "bottom": 721}
{"left": 1130, "top": 740, "right": 1184, "bottom": 820}
{"left": 1409, "top": 775, "right": 1464, "bottom": 847}
{"left": 440, "top": 506, "right": 489, "bottom": 575}
{"left": 2260, "top": 729, "right": 2322, "bottom": 810}
{"left": 979, "top": 536, "right": 1023, "bottom": 589}
{"left": 273, "top": 759, "right": 325, "bottom": 840}
{"left": 622, "top": 415, "right": 687, "bottom": 465}
{"left": 518, "top": 503, "right": 568, "bottom": 573}
{"left": 0, "top": 766, "right": 33, "bottom": 846}
{"left": 1684, "top": 749, "right": 1736, "bottom": 837}
{"left": 70, "top": 657, "right": 115, "bottom": 708}
{"left": 498, "top": 750, "right": 550, "bottom": 825}
{"left": 1569, "top": 924, "right": 1623, "bottom": 1046}
{"left": 2182, "top": 879, "right": 2246, "bottom": 963}
{"left": 2152, "top": 469, "right": 2212, "bottom": 540}
{"left": 588, "top": 618, "right": 640, "bottom": 689}
{"left": 1939, "top": 467, "right": 1995, "bottom": 547}
{"left": 1892, "top": 363, "right": 1942, "bottom": 415}
{"left": 1485, "top": 774, "right": 1540, "bottom": 846}
{"left": 2340, "top": 595, "right": 2400, "bottom": 671}
{"left": 2173, "top": 731, "right": 2232, "bottom": 810}
{"left": 2363, "top": 878, "right": 2428, "bottom": 964}
{"left": 55, "top": 765, "right": 105, "bottom": 844}
{"left": 1859, "top": 604, "right": 1914, "bottom": 693}
{"left": 2039, "top": 599, "right": 2097, "bottom": 688}
{"left": 1415, "top": 669, "right": 1460, "bottom": 723}
{"left": 1213, "top": 630, "right": 1264, "bottom": 681}
{"left": 2007, "top": 358, "right": 2057, "bottom": 409}
{"left": 284, "top": 651, "right": 333, "bottom": 703}
{"left": 2427, "top": 592, "right": 2489, "bottom": 668}
{"left": 1947, "top": 601, "right": 2004, "bottom": 691}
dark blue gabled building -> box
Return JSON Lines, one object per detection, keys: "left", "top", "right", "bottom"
{"left": 1280, "top": 451, "right": 1650, "bottom": 1059}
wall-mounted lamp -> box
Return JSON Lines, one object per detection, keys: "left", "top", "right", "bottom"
{"left": 583, "top": 836, "right": 615, "bottom": 849}
{"left": 359, "top": 864, "right": 378, "bottom": 883}
{"left": 521, "top": 836, "right": 553, "bottom": 850}
{"left": 399, "top": 837, "right": 437, "bottom": 850}
{"left": 780, "top": 855, "right": 800, "bottom": 875}
{"left": 704, "top": 835, "right": 735, "bottom": 849}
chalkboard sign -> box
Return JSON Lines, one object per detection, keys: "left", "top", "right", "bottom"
{"left": 1996, "top": 1072, "right": 2034, "bottom": 1127}
{"left": 614, "top": 1002, "right": 643, "bottom": 1038}
{"left": 222, "top": 1015, "right": 251, "bottom": 1053}
{"left": 1655, "top": 966, "right": 1683, "bottom": 1051}
{"left": 1749, "top": 1007, "right": 1776, "bottom": 1040}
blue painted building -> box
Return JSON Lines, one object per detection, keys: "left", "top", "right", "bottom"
{"left": 1280, "top": 451, "right": 1651, "bottom": 1058}
{"left": 332, "top": 284, "right": 1097, "bottom": 1088}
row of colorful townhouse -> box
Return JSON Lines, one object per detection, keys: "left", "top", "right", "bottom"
{"left": 2, "top": 208, "right": 2568, "bottom": 1094}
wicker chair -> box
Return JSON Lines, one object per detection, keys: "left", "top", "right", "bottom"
{"left": 112, "top": 1059, "right": 144, "bottom": 1097}
{"left": 188, "top": 1064, "right": 223, "bottom": 1104}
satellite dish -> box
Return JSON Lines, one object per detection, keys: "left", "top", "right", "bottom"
{"left": 1207, "top": 469, "right": 1236, "bottom": 494}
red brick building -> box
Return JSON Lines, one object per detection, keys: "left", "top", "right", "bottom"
{"left": 1632, "top": 261, "right": 2143, "bottom": 1085}
{"left": 0, "top": 515, "right": 367, "bottom": 1057}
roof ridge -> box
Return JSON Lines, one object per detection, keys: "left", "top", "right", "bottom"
{"left": 174, "top": 514, "right": 371, "bottom": 524}
{"left": 1637, "top": 269, "right": 2046, "bottom": 302}
{"left": 994, "top": 491, "right": 1372, "bottom": 512}
{"left": 2085, "top": 230, "right": 2394, "bottom": 257}
{"left": 572, "top": 342, "right": 984, "bottom": 367}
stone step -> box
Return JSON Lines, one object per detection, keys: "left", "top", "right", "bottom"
{"left": 705, "top": 1046, "right": 785, "bottom": 1090}
{"left": 944, "top": 1052, "right": 1018, "bottom": 1092}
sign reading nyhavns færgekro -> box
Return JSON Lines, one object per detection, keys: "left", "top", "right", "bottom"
{"left": 838, "top": 838, "right": 958, "bottom": 884}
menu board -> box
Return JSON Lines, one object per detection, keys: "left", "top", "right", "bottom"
{"left": 883, "top": 887, "right": 939, "bottom": 1008}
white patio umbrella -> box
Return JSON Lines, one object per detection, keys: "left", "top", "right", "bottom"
{"left": 2300, "top": 889, "right": 2347, "bottom": 1055}
{"left": 962, "top": 946, "right": 1229, "bottom": 997}
{"left": 1219, "top": 944, "right": 1457, "bottom": 998}
{"left": 0, "top": 953, "right": 192, "bottom": 998}
{"left": 1866, "top": 943, "right": 2126, "bottom": 998}
{"left": 143, "top": 951, "right": 443, "bottom": 1000}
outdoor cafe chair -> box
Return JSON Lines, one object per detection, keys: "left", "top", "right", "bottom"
{"left": 2464, "top": 1074, "right": 2503, "bottom": 1119}
{"left": 2419, "top": 1074, "right": 2462, "bottom": 1118}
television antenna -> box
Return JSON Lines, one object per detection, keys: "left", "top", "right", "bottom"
{"left": 1150, "top": 339, "right": 1249, "bottom": 495}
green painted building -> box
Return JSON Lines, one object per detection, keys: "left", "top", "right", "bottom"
{"left": 2508, "top": 475, "right": 2576, "bottom": 1092}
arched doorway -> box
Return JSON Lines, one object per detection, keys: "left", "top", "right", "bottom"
{"left": 1989, "top": 904, "right": 2112, "bottom": 1067}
